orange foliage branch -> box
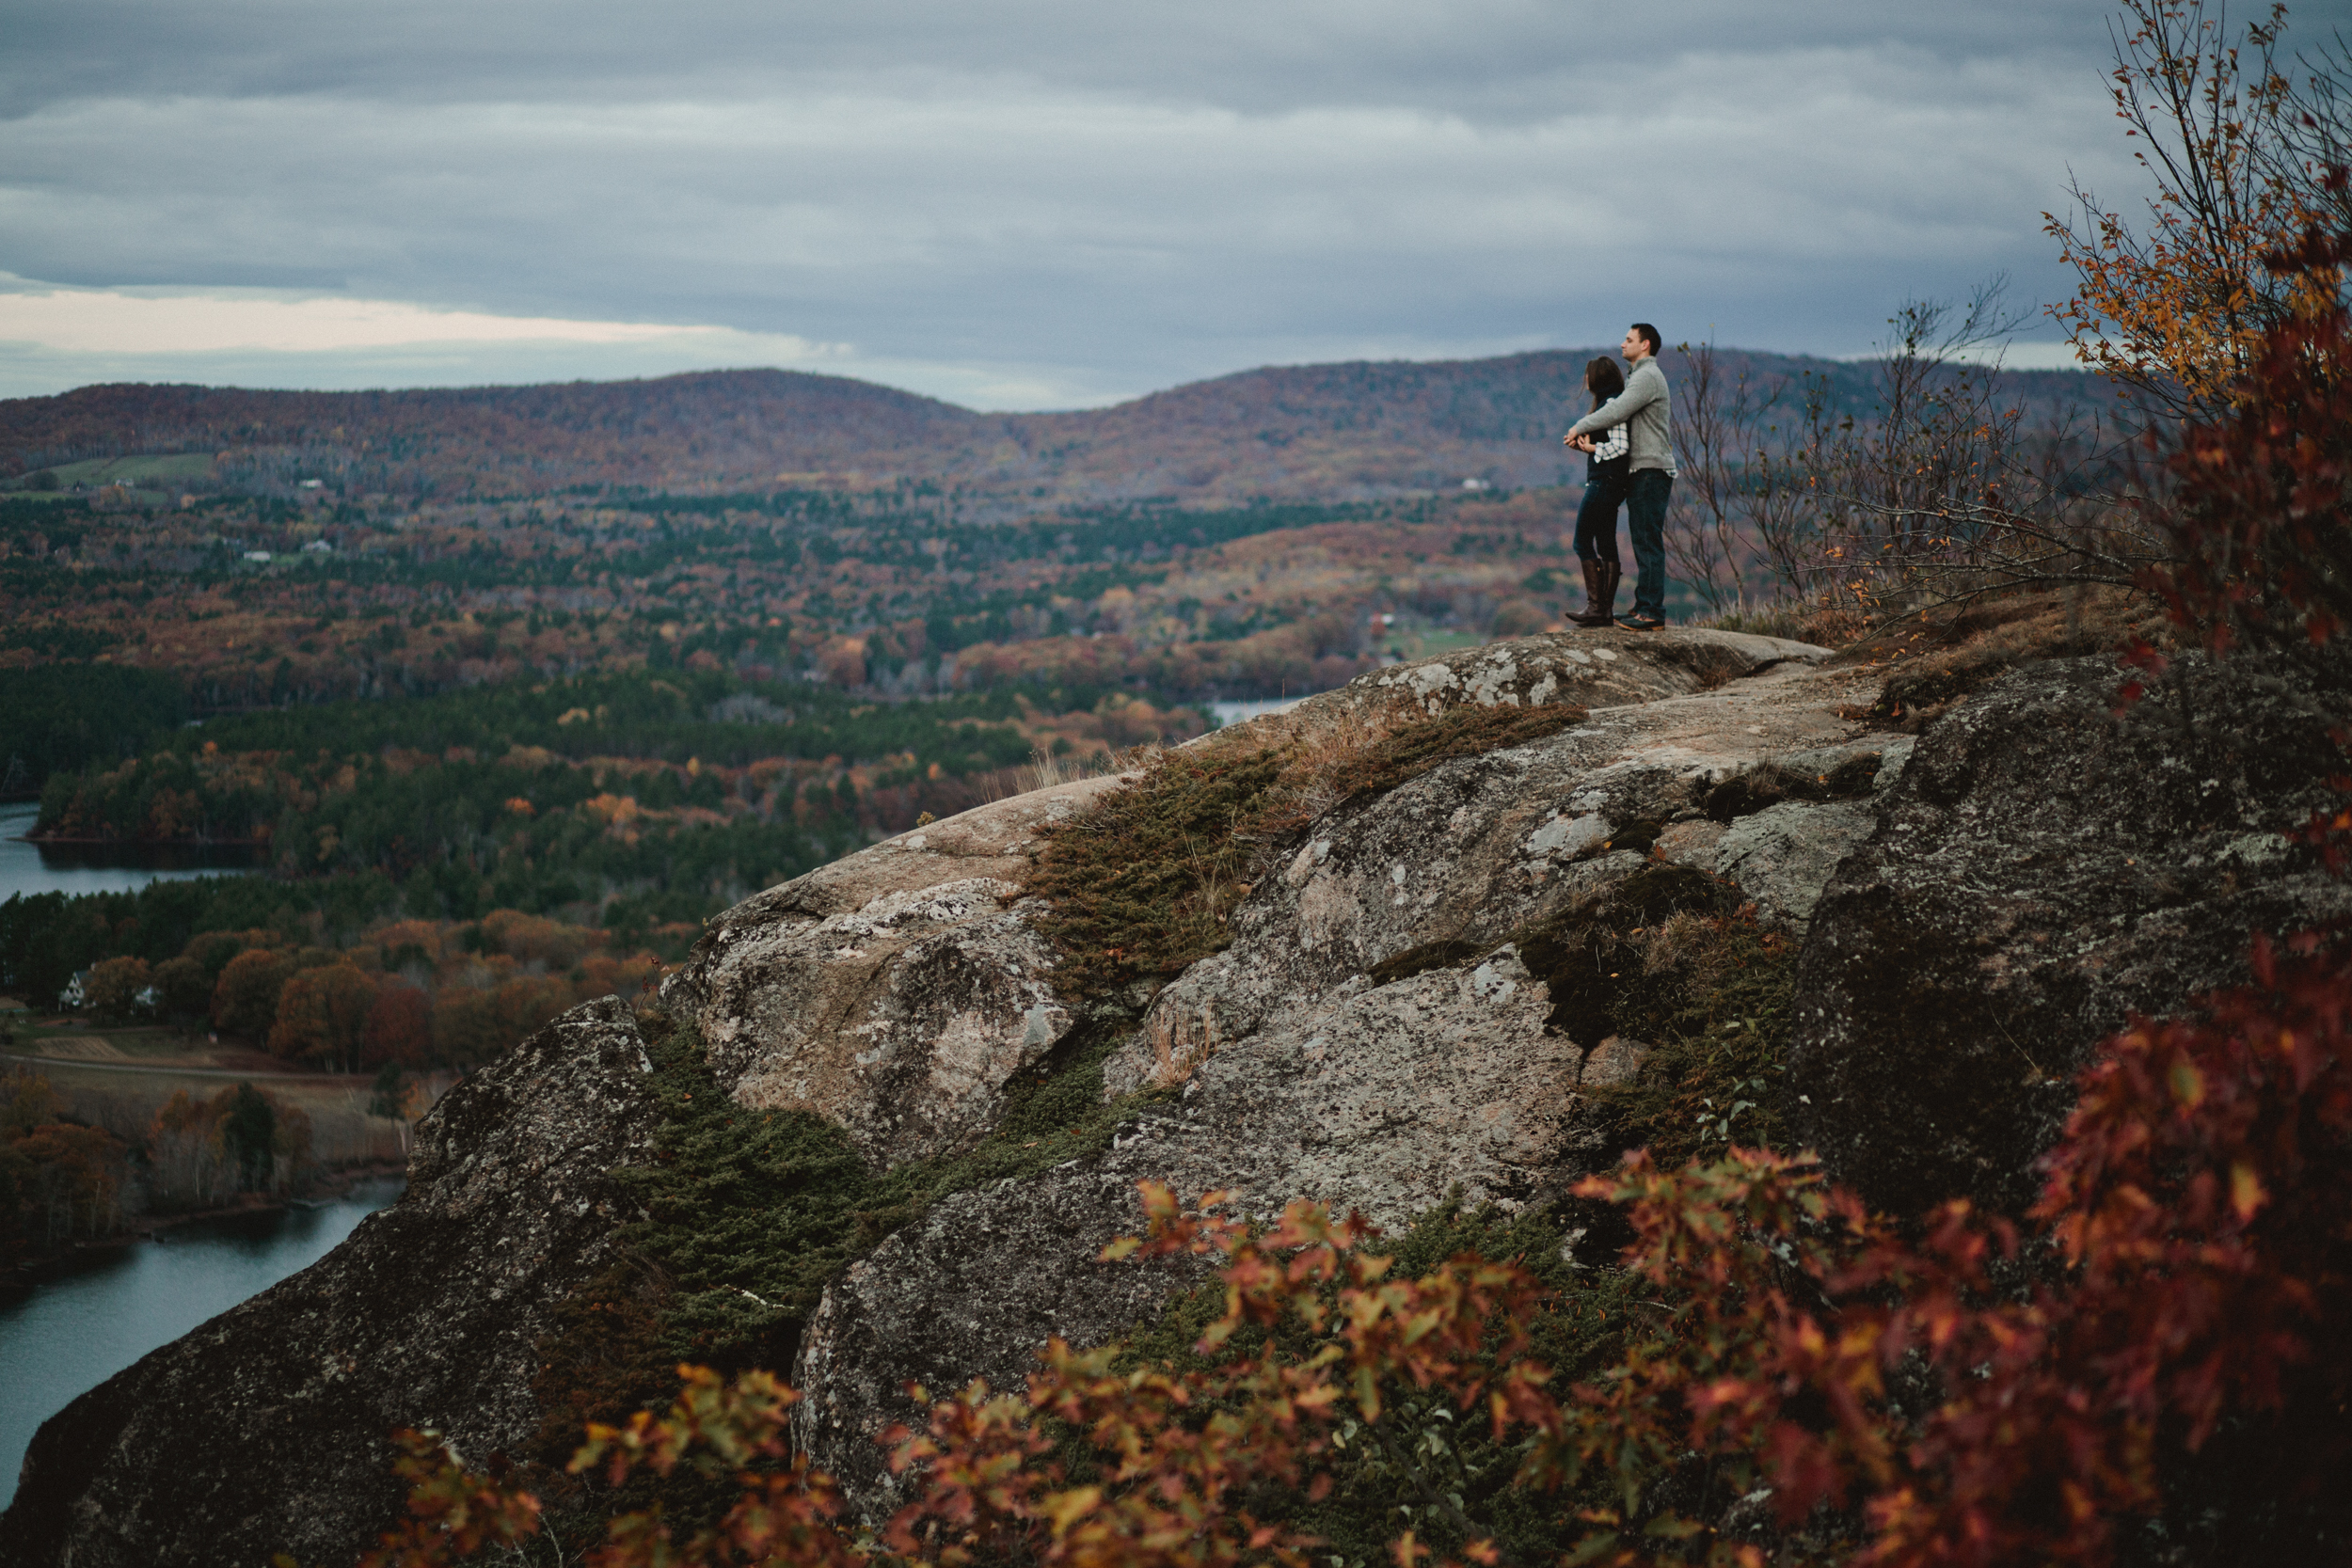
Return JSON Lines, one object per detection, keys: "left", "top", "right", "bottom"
{"left": 2043, "top": 1, "right": 2339, "bottom": 418}
{"left": 356, "top": 929, "right": 2352, "bottom": 1568}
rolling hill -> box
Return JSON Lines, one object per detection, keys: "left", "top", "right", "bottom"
{"left": 0, "top": 349, "right": 2120, "bottom": 506}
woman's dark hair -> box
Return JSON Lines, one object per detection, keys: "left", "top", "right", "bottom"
{"left": 1585, "top": 356, "right": 1625, "bottom": 405}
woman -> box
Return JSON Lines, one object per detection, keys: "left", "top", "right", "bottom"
{"left": 1565, "top": 356, "right": 1629, "bottom": 626}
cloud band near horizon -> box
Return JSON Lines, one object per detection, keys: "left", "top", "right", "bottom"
{"left": 0, "top": 1, "right": 2159, "bottom": 407}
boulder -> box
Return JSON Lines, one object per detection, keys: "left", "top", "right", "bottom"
{"left": 1789, "top": 654, "right": 2352, "bottom": 1217}
{"left": 665, "top": 631, "right": 1838, "bottom": 1165}
{"left": 669, "top": 876, "right": 1073, "bottom": 1164}
{"left": 796, "top": 948, "right": 1589, "bottom": 1514}
{"left": 1104, "top": 653, "right": 1886, "bottom": 1099}
{"left": 1709, "top": 800, "right": 1877, "bottom": 936}
{"left": 660, "top": 778, "right": 1119, "bottom": 1165}
{"left": 0, "top": 998, "right": 665, "bottom": 1568}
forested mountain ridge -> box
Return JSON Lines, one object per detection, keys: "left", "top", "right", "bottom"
{"left": 0, "top": 349, "right": 2120, "bottom": 504}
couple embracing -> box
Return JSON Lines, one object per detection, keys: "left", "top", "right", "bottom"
{"left": 1562, "top": 323, "right": 1674, "bottom": 631}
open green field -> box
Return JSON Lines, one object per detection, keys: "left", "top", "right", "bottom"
{"left": 3, "top": 451, "right": 215, "bottom": 494}
{"left": 1390, "top": 626, "right": 1485, "bottom": 659}
{"left": 5, "top": 1019, "right": 411, "bottom": 1164}
{"left": 8, "top": 1053, "right": 409, "bottom": 1164}
{"left": 44, "top": 452, "right": 215, "bottom": 485}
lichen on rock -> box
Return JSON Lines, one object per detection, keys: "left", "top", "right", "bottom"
{"left": 1709, "top": 800, "right": 1876, "bottom": 935}
{"left": 1789, "top": 652, "right": 2352, "bottom": 1217}
{"left": 794, "top": 946, "right": 1582, "bottom": 1515}
{"left": 660, "top": 778, "right": 1121, "bottom": 1166}
{"left": 669, "top": 875, "right": 1073, "bottom": 1165}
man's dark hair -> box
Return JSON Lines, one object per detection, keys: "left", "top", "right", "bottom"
{"left": 1629, "top": 322, "right": 1662, "bottom": 355}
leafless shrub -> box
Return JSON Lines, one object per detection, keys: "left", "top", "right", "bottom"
{"left": 1672, "top": 278, "right": 2167, "bottom": 630}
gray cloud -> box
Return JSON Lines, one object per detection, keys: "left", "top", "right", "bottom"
{"left": 0, "top": 1, "right": 2169, "bottom": 406}
{"left": 4, "top": 2, "right": 2118, "bottom": 117}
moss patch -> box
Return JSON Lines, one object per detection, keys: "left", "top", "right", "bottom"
{"left": 1333, "top": 702, "right": 1590, "bottom": 801}
{"left": 528, "top": 1257, "right": 676, "bottom": 1466}
{"left": 1508, "top": 864, "right": 1734, "bottom": 1037}
{"left": 1835, "top": 585, "right": 2169, "bottom": 732}
{"left": 529, "top": 1006, "right": 1165, "bottom": 1476}
{"left": 1025, "top": 747, "right": 1286, "bottom": 1010}
{"left": 1365, "top": 936, "right": 1489, "bottom": 988}
{"left": 1570, "top": 908, "right": 1799, "bottom": 1171}
{"left": 1703, "top": 754, "right": 1880, "bottom": 821}
{"left": 1373, "top": 865, "right": 1801, "bottom": 1180}
{"left": 1438, "top": 862, "right": 1802, "bottom": 1169}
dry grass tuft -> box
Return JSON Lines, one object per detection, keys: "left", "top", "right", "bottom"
{"left": 1694, "top": 594, "right": 1875, "bottom": 650}
{"left": 1025, "top": 699, "right": 1590, "bottom": 1012}
{"left": 1251, "top": 701, "right": 1592, "bottom": 838}
{"left": 1575, "top": 903, "right": 1800, "bottom": 1170}
{"left": 1835, "top": 584, "right": 2170, "bottom": 731}
{"left": 1335, "top": 699, "right": 1589, "bottom": 795}
{"left": 990, "top": 742, "right": 1155, "bottom": 801}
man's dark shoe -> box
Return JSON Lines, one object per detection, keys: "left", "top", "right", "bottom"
{"left": 1619, "top": 613, "right": 1664, "bottom": 631}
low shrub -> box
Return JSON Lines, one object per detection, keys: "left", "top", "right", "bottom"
{"left": 1025, "top": 702, "right": 1591, "bottom": 1014}
{"left": 1327, "top": 702, "right": 1590, "bottom": 804}
{"left": 359, "top": 927, "right": 2352, "bottom": 1568}
{"left": 1024, "top": 748, "right": 1285, "bottom": 1011}
{"left": 518, "top": 1006, "right": 1179, "bottom": 1528}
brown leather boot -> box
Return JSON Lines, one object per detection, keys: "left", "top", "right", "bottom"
{"left": 1568, "top": 558, "right": 1615, "bottom": 626}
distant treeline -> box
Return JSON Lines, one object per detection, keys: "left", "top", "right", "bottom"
{"left": 167, "top": 665, "right": 1041, "bottom": 771}
{"left": 38, "top": 910, "right": 668, "bottom": 1076}
{"left": 0, "top": 811, "right": 802, "bottom": 1011}
{"left": 0, "top": 663, "right": 190, "bottom": 796}
{"left": 0, "top": 659, "right": 1075, "bottom": 796}
{"left": 2, "top": 667, "right": 1137, "bottom": 1011}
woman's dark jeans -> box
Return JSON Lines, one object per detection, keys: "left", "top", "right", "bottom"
{"left": 1572, "top": 469, "right": 1626, "bottom": 564}
{"left": 1625, "top": 467, "right": 1673, "bottom": 621}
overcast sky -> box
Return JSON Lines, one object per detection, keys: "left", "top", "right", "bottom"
{"left": 0, "top": 1, "right": 2258, "bottom": 408}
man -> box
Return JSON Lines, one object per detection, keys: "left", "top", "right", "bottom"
{"left": 1564, "top": 324, "right": 1675, "bottom": 630}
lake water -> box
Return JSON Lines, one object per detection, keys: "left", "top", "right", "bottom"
{"left": 0, "top": 802, "right": 258, "bottom": 903}
{"left": 1208, "top": 696, "right": 1307, "bottom": 727}
{"left": 0, "top": 1176, "right": 405, "bottom": 1509}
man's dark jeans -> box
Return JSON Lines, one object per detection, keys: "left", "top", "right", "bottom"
{"left": 1625, "top": 467, "right": 1673, "bottom": 622}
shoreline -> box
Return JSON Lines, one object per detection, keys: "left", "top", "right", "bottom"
{"left": 11, "top": 835, "right": 266, "bottom": 849}
{"left": 0, "top": 1050, "right": 372, "bottom": 1084}
{"left": 0, "top": 1159, "right": 406, "bottom": 1303}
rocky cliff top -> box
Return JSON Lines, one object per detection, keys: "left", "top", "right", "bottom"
{"left": 11, "top": 616, "right": 2339, "bottom": 1564}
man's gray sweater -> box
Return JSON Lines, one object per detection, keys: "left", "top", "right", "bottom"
{"left": 1569, "top": 356, "right": 1677, "bottom": 476}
